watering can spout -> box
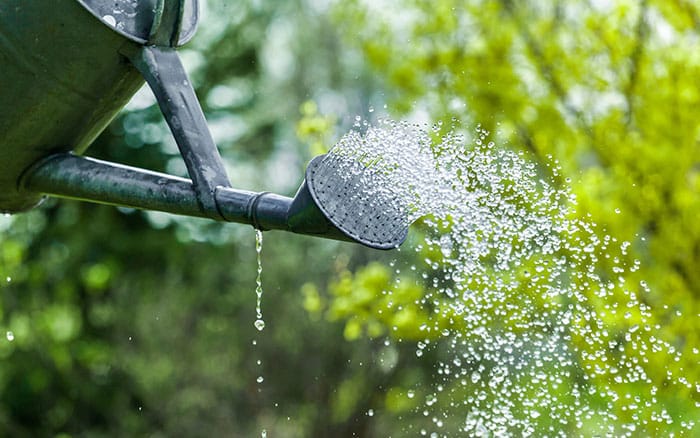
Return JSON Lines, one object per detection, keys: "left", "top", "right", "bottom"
{"left": 285, "top": 178, "right": 352, "bottom": 243}
{"left": 287, "top": 155, "right": 409, "bottom": 249}
{"left": 21, "top": 154, "right": 402, "bottom": 249}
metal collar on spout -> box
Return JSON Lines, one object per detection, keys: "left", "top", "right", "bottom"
{"left": 245, "top": 192, "right": 272, "bottom": 231}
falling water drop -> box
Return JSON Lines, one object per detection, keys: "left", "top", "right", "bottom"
{"left": 6, "top": 331, "right": 14, "bottom": 341}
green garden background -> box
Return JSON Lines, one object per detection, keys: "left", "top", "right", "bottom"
{"left": 0, "top": 0, "right": 698, "bottom": 435}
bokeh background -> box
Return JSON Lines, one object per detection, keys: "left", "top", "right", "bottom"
{"left": 0, "top": 0, "right": 698, "bottom": 435}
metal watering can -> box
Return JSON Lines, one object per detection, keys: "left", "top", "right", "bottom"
{"left": 0, "top": 0, "right": 409, "bottom": 249}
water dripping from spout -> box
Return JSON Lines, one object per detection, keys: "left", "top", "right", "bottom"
{"left": 254, "top": 229, "right": 265, "bottom": 331}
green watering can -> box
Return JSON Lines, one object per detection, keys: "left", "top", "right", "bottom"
{"left": 0, "top": 0, "right": 409, "bottom": 249}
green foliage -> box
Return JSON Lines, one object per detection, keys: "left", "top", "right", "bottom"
{"left": 296, "top": 101, "right": 336, "bottom": 157}
{"left": 324, "top": 262, "right": 427, "bottom": 341}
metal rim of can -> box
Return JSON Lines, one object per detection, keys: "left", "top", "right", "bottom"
{"left": 75, "top": 0, "right": 198, "bottom": 46}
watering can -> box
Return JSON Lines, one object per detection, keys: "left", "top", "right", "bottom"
{"left": 0, "top": 0, "right": 409, "bottom": 249}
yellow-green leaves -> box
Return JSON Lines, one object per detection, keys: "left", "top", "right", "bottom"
{"left": 296, "top": 100, "right": 336, "bottom": 157}
{"left": 326, "top": 262, "right": 429, "bottom": 341}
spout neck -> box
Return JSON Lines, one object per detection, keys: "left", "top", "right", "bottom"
{"left": 22, "top": 153, "right": 356, "bottom": 245}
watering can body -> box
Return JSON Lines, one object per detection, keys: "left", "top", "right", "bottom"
{"left": 0, "top": 0, "right": 147, "bottom": 211}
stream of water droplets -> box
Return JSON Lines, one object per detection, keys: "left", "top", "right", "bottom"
{"left": 253, "top": 229, "right": 266, "bottom": 437}
{"left": 323, "top": 119, "right": 698, "bottom": 436}
{"left": 254, "top": 229, "right": 265, "bottom": 331}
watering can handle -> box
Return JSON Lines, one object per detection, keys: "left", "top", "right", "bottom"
{"left": 149, "top": 0, "right": 186, "bottom": 47}
{"left": 126, "top": 45, "right": 231, "bottom": 219}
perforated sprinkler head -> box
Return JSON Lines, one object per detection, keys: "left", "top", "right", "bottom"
{"left": 298, "top": 155, "right": 410, "bottom": 250}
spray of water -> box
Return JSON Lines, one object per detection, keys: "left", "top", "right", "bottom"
{"left": 325, "top": 119, "right": 698, "bottom": 436}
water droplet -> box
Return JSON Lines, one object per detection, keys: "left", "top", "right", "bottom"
{"left": 257, "top": 376, "right": 264, "bottom": 383}
{"left": 367, "top": 409, "right": 374, "bottom": 416}
{"left": 254, "top": 319, "right": 266, "bottom": 331}
{"left": 102, "top": 15, "right": 117, "bottom": 26}
{"left": 407, "top": 390, "right": 415, "bottom": 399}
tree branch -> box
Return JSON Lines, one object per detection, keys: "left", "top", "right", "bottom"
{"left": 623, "top": 0, "right": 649, "bottom": 128}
